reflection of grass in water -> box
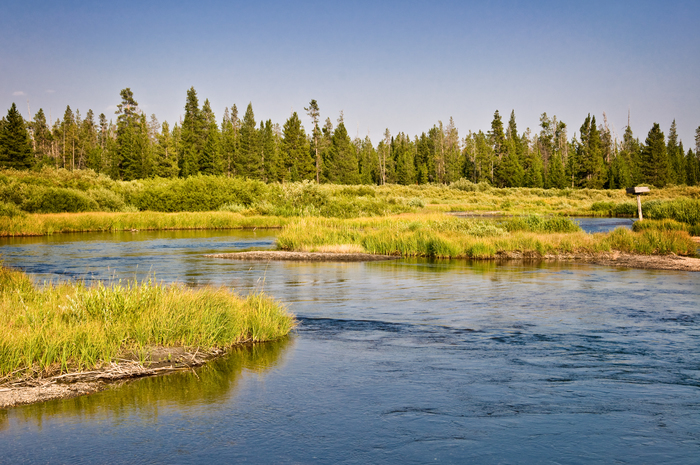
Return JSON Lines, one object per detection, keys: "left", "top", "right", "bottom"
{"left": 0, "top": 266, "right": 295, "bottom": 380}
{"left": 1, "top": 337, "right": 293, "bottom": 428}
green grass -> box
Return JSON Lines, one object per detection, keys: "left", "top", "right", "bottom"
{"left": 276, "top": 215, "right": 698, "bottom": 259}
{"left": 0, "top": 211, "right": 289, "bottom": 236}
{"left": 0, "top": 266, "right": 295, "bottom": 380}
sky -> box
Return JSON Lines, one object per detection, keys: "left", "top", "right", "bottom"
{"left": 2, "top": 0, "right": 699, "bottom": 147}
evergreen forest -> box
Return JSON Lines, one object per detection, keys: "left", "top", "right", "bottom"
{"left": 1, "top": 87, "right": 699, "bottom": 189}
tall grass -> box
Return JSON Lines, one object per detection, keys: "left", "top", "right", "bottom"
{"left": 276, "top": 215, "right": 698, "bottom": 258}
{"left": 0, "top": 211, "right": 289, "bottom": 236}
{"left": 0, "top": 266, "right": 295, "bottom": 379}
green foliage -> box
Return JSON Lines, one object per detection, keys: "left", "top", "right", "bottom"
{"left": 0, "top": 103, "right": 33, "bottom": 170}
{"left": 22, "top": 187, "right": 99, "bottom": 213}
{"left": 133, "top": 176, "right": 268, "bottom": 212}
{"left": 640, "top": 123, "right": 670, "bottom": 187}
{"left": 0, "top": 201, "right": 25, "bottom": 218}
{"left": 642, "top": 198, "right": 700, "bottom": 225}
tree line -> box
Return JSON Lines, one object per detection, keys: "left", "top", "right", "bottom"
{"left": 1, "top": 87, "right": 699, "bottom": 188}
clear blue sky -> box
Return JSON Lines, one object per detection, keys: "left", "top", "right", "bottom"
{"left": 2, "top": 0, "right": 699, "bottom": 147}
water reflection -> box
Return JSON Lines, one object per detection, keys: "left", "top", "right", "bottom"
{"left": 1, "top": 338, "right": 292, "bottom": 433}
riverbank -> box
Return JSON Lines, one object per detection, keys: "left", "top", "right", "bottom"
{"left": 0, "top": 211, "right": 288, "bottom": 236}
{"left": 205, "top": 249, "right": 700, "bottom": 272}
{"left": 276, "top": 216, "right": 699, "bottom": 259}
{"left": 0, "top": 266, "right": 295, "bottom": 408}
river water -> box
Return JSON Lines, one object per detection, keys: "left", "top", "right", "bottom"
{"left": 1, "top": 227, "right": 699, "bottom": 464}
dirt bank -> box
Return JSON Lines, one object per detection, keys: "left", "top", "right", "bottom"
{"left": 207, "top": 250, "right": 700, "bottom": 272}
{"left": 206, "top": 251, "right": 398, "bottom": 261}
{"left": 494, "top": 251, "right": 700, "bottom": 272}
{"left": 0, "top": 346, "right": 225, "bottom": 409}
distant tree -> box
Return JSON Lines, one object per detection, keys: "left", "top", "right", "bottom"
{"left": 305, "top": 99, "right": 321, "bottom": 183}
{"left": 31, "top": 108, "right": 52, "bottom": 165}
{"left": 667, "top": 120, "right": 685, "bottom": 184}
{"left": 394, "top": 132, "right": 415, "bottom": 185}
{"left": 238, "top": 103, "right": 261, "bottom": 178}
{"left": 685, "top": 148, "right": 699, "bottom": 186}
{"left": 114, "top": 88, "right": 147, "bottom": 180}
{"left": 640, "top": 123, "right": 669, "bottom": 187}
{"left": 81, "top": 109, "right": 101, "bottom": 172}
{"left": 179, "top": 87, "right": 203, "bottom": 177}
{"left": 220, "top": 105, "right": 240, "bottom": 176}
{"left": 356, "top": 135, "right": 377, "bottom": 184}
{"left": 497, "top": 111, "right": 524, "bottom": 187}
{"left": 0, "top": 103, "right": 33, "bottom": 169}
{"left": 577, "top": 114, "right": 606, "bottom": 188}
{"left": 153, "top": 121, "right": 179, "bottom": 177}
{"left": 199, "top": 99, "right": 221, "bottom": 175}
{"left": 324, "top": 114, "right": 359, "bottom": 184}
{"left": 281, "top": 112, "right": 311, "bottom": 182}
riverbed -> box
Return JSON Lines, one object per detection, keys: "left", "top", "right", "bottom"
{"left": 1, "top": 229, "right": 698, "bottom": 463}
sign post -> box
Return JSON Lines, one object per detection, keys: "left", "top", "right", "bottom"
{"left": 625, "top": 187, "right": 650, "bottom": 220}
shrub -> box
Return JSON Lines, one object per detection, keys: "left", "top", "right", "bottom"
{"left": 21, "top": 187, "right": 99, "bottom": 213}
{"left": 88, "top": 188, "right": 126, "bottom": 212}
{"left": 0, "top": 201, "right": 25, "bottom": 218}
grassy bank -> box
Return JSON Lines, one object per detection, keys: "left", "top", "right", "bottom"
{"left": 2, "top": 168, "right": 699, "bottom": 219}
{"left": 276, "top": 215, "right": 698, "bottom": 258}
{"left": 0, "top": 266, "right": 295, "bottom": 380}
{"left": 0, "top": 211, "right": 289, "bottom": 236}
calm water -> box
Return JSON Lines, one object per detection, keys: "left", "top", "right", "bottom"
{"left": 1, "top": 230, "right": 699, "bottom": 464}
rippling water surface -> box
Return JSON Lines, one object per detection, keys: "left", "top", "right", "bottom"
{"left": 1, "top": 230, "right": 698, "bottom": 464}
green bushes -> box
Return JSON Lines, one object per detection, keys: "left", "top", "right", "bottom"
{"left": 0, "top": 201, "right": 25, "bottom": 218}
{"left": 133, "top": 176, "right": 269, "bottom": 212}
{"left": 21, "top": 187, "right": 99, "bottom": 213}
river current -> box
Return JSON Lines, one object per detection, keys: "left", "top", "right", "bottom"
{"left": 0, "top": 227, "right": 698, "bottom": 464}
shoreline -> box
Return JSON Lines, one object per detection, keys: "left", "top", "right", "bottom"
{"left": 206, "top": 250, "right": 700, "bottom": 272}
{"left": 0, "top": 344, "right": 252, "bottom": 409}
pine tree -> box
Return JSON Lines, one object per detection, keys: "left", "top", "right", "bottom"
{"left": 685, "top": 148, "right": 699, "bottom": 186}
{"left": 259, "top": 120, "right": 279, "bottom": 182}
{"left": 546, "top": 152, "right": 566, "bottom": 188}
{"left": 179, "top": 87, "right": 203, "bottom": 177}
{"left": 356, "top": 135, "right": 378, "bottom": 184}
{"left": 305, "top": 99, "right": 321, "bottom": 183}
{"left": 394, "top": 133, "right": 415, "bottom": 185}
{"left": 577, "top": 114, "right": 606, "bottom": 188}
{"left": 280, "top": 112, "right": 311, "bottom": 182}
{"left": 0, "top": 103, "right": 33, "bottom": 169}
{"left": 31, "top": 108, "right": 52, "bottom": 165}
{"left": 324, "top": 115, "right": 359, "bottom": 184}
{"left": 497, "top": 111, "right": 524, "bottom": 187}
{"left": 667, "top": 120, "right": 685, "bottom": 184}
{"left": 115, "top": 88, "right": 145, "bottom": 180}
{"left": 238, "top": 103, "right": 260, "bottom": 178}
{"left": 220, "top": 106, "right": 240, "bottom": 177}
{"left": 81, "top": 109, "right": 101, "bottom": 172}
{"left": 640, "top": 123, "right": 669, "bottom": 187}
{"left": 199, "top": 100, "right": 221, "bottom": 175}
{"left": 153, "top": 121, "right": 179, "bottom": 178}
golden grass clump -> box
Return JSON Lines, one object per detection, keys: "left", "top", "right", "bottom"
{"left": 0, "top": 266, "right": 295, "bottom": 380}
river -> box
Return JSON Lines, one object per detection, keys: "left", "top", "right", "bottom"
{"left": 0, "top": 227, "right": 698, "bottom": 464}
